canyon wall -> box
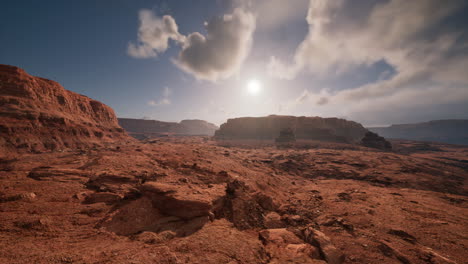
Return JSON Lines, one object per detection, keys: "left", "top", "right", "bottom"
{"left": 215, "top": 115, "right": 368, "bottom": 143}
{"left": 0, "top": 64, "right": 130, "bottom": 152}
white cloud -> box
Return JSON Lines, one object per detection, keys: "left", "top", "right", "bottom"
{"left": 128, "top": 9, "right": 185, "bottom": 58}
{"left": 174, "top": 8, "right": 256, "bottom": 81}
{"left": 269, "top": 0, "right": 468, "bottom": 109}
{"left": 148, "top": 87, "right": 171, "bottom": 106}
{"left": 129, "top": 8, "right": 256, "bottom": 81}
{"left": 236, "top": 0, "right": 309, "bottom": 31}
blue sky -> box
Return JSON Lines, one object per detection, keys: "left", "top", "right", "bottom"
{"left": 1, "top": 0, "right": 467, "bottom": 126}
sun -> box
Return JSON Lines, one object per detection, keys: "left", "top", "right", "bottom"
{"left": 247, "top": 79, "right": 262, "bottom": 95}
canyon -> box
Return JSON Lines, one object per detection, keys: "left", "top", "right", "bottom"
{"left": 0, "top": 65, "right": 466, "bottom": 264}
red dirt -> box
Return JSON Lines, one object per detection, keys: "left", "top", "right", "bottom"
{"left": 0, "top": 137, "right": 466, "bottom": 263}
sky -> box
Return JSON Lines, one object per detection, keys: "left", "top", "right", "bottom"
{"left": 1, "top": 0, "right": 468, "bottom": 126}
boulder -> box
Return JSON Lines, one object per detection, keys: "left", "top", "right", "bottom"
{"left": 302, "top": 227, "right": 345, "bottom": 264}
{"left": 139, "top": 182, "right": 224, "bottom": 219}
{"left": 361, "top": 131, "right": 392, "bottom": 150}
{"left": 259, "top": 228, "right": 323, "bottom": 263}
{"left": 264, "top": 212, "right": 285, "bottom": 228}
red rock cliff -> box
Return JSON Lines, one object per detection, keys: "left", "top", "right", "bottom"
{"left": 215, "top": 115, "right": 368, "bottom": 143}
{"left": 0, "top": 64, "right": 131, "bottom": 152}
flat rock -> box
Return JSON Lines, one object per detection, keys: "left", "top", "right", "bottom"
{"left": 139, "top": 182, "right": 225, "bottom": 219}
{"left": 259, "top": 228, "right": 322, "bottom": 263}
{"left": 264, "top": 212, "right": 285, "bottom": 228}
{"left": 303, "top": 227, "right": 345, "bottom": 264}
{"left": 83, "top": 192, "right": 122, "bottom": 204}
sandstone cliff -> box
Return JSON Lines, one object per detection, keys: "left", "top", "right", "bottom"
{"left": 0, "top": 64, "right": 130, "bottom": 152}
{"left": 118, "top": 118, "right": 218, "bottom": 139}
{"left": 214, "top": 115, "right": 368, "bottom": 143}
{"left": 178, "top": 119, "right": 218, "bottom": 135}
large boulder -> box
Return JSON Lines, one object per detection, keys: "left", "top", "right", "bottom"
{"left": 361, "top": 131, "right": 392, "bottom": 150}
{"left": 0, "top": 64, "right": 130, "bottom": 153}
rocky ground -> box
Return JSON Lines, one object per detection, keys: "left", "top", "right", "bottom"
{"left": 0, "top": 138, "right": 467, "bottom": 264}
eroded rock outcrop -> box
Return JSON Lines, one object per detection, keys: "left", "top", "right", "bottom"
{"left": 100, "top": 181, "right": 226, "bottom": 237}
{"left": 0, "top": 64, "right": 130, "bottom": 152}
{"left": 361, "top": 131, "right": 392, "bottom": 150}
{"left": 215, "top": 115, "right": 368, "bottom": 143}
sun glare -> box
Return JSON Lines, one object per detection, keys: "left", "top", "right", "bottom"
{"left": 247, "top": 79, "right": 261, "bottom": 95}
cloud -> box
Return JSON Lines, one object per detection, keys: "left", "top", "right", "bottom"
{"left": 316, "top": 97, "right": 328, "bottom": 105}
{"left": 148, "top": 87, "right": 171, "bottom": 106}
{"left": 235, "top": 0, "right": 308, "bottom": 31}
{"left": 174, "top": 8, "right": 256, "bottom": 81}
{"left": 129, "top": 8, "right": 256, "bottom": 81}
{"left": 128, "top": 9, "right": 185, "bottom": 58}
{"left": 269, "top": 0, "right": 468, "bottom": 111}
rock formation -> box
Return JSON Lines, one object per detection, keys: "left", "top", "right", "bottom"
{"left": 215, "top": 115, "right": 368, "bottom": 143}
{"left": 275, "top": 127, "right": 296, "bottom": 143}
{"left": 118, "top": 118, "right": 180, "bottom": 139}
{"left": 118, "top": 118, "right": 218, "bottom": 139}
{"left": 360, "top": 131, "right": 392, "bottom": 150}
{"left": 0, "top": 64, "right": 130, "bottom": 153}
{"left": 178, "top": 119, "right": 219, "bottom": 136}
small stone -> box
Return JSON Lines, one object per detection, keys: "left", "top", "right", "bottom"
{"left": 179, "top": 178, "right": 188, "bottom": 183}
{"left": 19, "top": 192, "right": 36, "bottom": 201}
{"left": 291, "top": 215, "right": 302, "bottom": 221}
{"left": 264, "top": 212, "right": 285, "bottom": 228}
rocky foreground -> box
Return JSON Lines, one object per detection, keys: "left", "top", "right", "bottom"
{"left": 0, "top": 138, "right": 466, "bottom": 264}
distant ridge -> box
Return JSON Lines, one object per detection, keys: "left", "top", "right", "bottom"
{"left": 118, "top": 118, "right": 218, "bottom": 139}
{"left": 368, "top": 119, "right": 468, "bottom": 145}
{"left": 214, "top": 115, "right": 369, "bottom": 143}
